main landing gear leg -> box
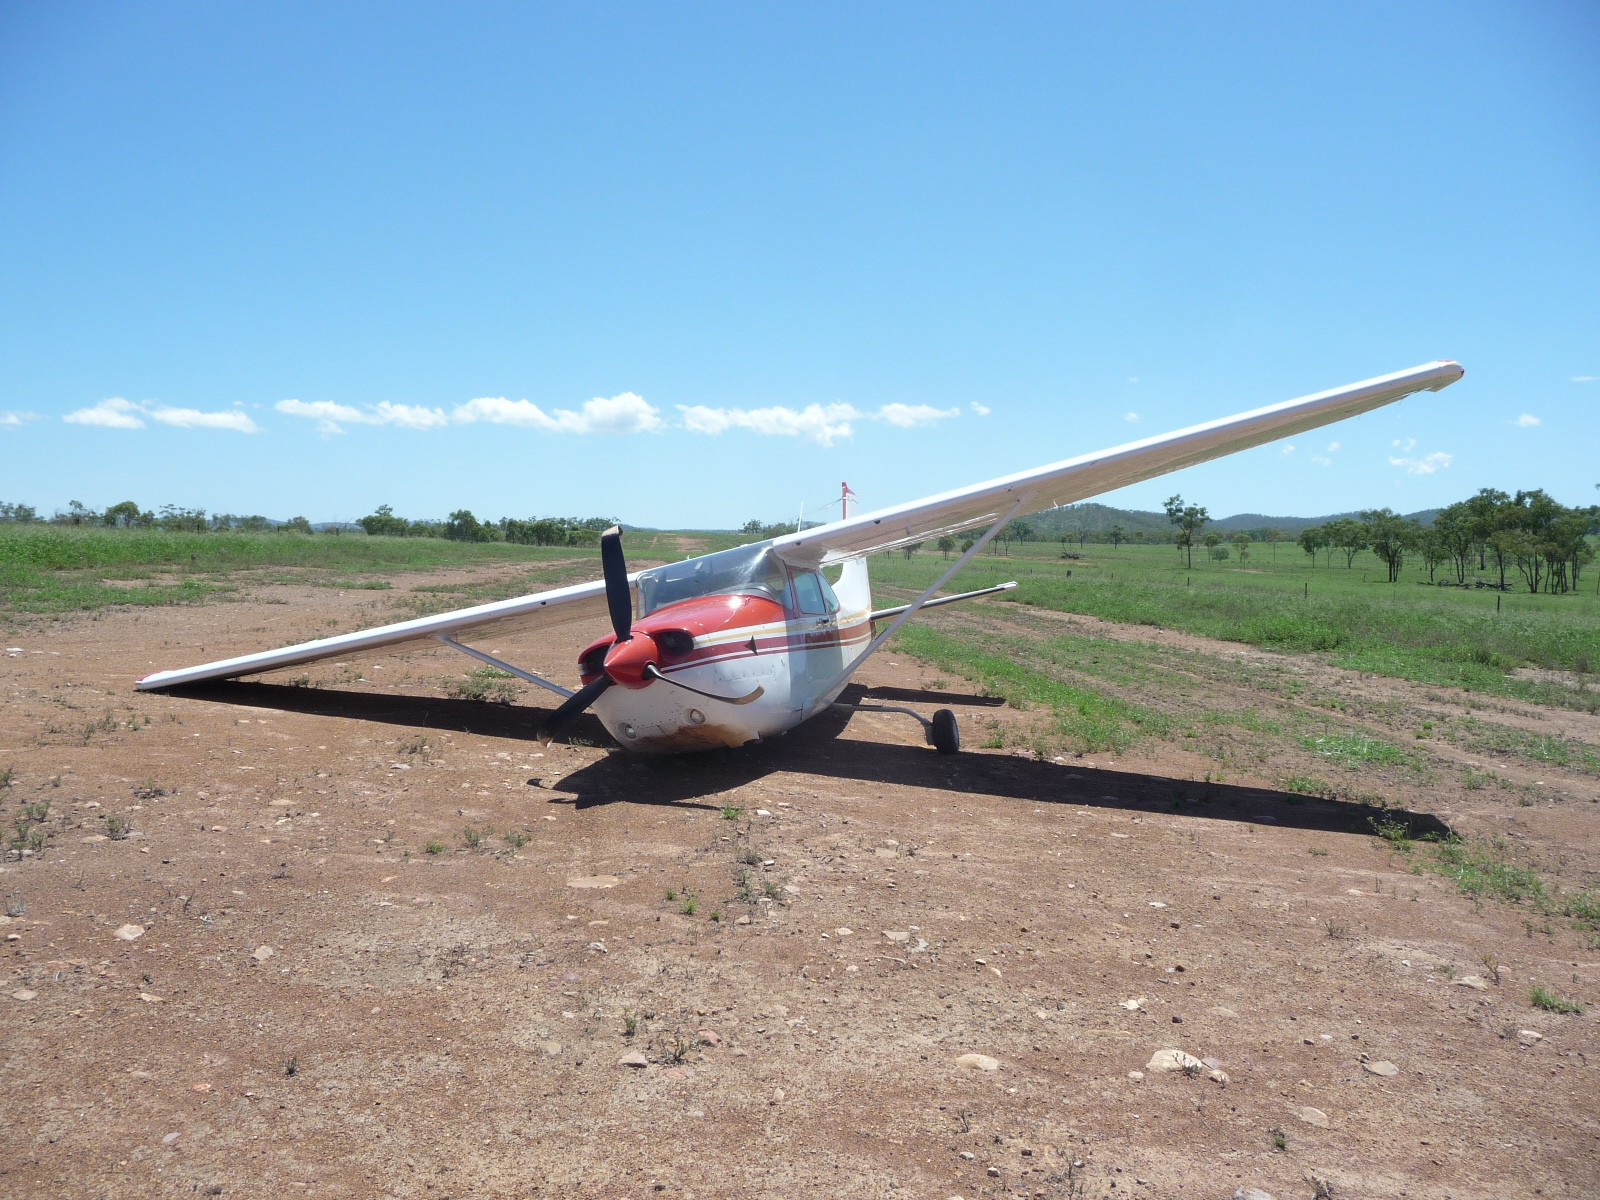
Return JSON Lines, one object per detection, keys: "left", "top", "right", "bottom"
{"left": 830, "top": 703, "right": 961, "bottom": 755}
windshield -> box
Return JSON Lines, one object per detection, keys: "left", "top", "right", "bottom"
{"left": 636, "top": 541, "right": 790, "bottom": 617}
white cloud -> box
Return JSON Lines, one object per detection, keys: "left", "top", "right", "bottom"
{"left": 0, "top": 411, "right": 40, "bottom": 428}
{"left": 1326, "top": 441, "right": 1340, "bottom": 452}
{"left": 149, "top": 405, "right": 260, "bottom": 433}
{"left": 276, "top": 397, "right": 449, "bottom": 434}
{"left": 1573, "top": 375, "right": 1594, "bottom": 382}
{"left": 1281, "top": 444, "right": 1294, "bottom": 455}
{"left": 677, "top": 401, "right": 960, "bottom": 446}
{"left": 680, "top": 402, "right": 861, "bottom": 446}
{"left": 1128, "top": 377, "right": 1139, "bottom": 383}
{"left": 876, "top": 403, "right": 960, "bottom": 428}
{"left": 1124, "top": 412, "right": 1140, "bottom": 423}
{"left": 1389, "top": 451, "right": 1453, "bottom": 475}
{"left": 276, "top": 399, "right": 366, "bottom": 434}
{"left": 969, "top": 402, "right": 991, "bottom": 416}
{"left": 66, "top": 396, "right": 259, "bottom": 432}
{"left": 452, "top": 392, "right": 662, "bottom": 435}
{"left": 1311, "top": 456, "right": 1332, "bottom": 467}
{"left": 1392, "top": 437, "right": 1417, "bottom": 452}
{"left": 1514, "top": 413, "right": 1541, "bottom": 427}
{"left": 64, "top": 397, "right": 146, "bottom": 429}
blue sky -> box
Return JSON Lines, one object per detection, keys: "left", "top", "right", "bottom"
{"left": 2, "top": 3, "right": 1595, "bottom": 527}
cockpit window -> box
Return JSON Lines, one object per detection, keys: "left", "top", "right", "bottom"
{"left": 636, "top": 541, "right": 790, "bottom": 617}
{"left": 791, "top": 568, "right": 838, "bottom": 616}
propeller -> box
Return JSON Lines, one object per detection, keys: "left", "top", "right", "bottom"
{"left": 600, "top": 525, "right": 632, "bottom": 643}
{"left": 538, "top": 525, "right": 632, "bottom": 742}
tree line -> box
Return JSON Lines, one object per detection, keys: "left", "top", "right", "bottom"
{"left": 1293, "top": 489, "right": 1597, "bottom": 593}
{"left": 0, "top": 499, "right": 315, "bottom": 533}
{"left": 356, "top": 505, "right": 617, "bottom": 546}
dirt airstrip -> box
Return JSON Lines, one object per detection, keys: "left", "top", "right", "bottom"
{"left": 2, "top": 574, "right": 1598, "bottom": 1200}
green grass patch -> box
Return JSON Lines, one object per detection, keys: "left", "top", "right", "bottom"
{"left": 1285, "top": 775, "right": 1333, "bottom": 797}
{"left": 1303, "top": 734, "right": 1409, "bottom": 768}
{"left": 1529, "top": 985, "right": 1585, "bottom": 1015}
{"left": 869, "top": 543, "right": 1600, "bottom": 711}
{"left": 892, "top": 624, "right": 1168, "bottom": 754}
{"left": 1426, "top": 836, "right": 1548, "bottom": 907}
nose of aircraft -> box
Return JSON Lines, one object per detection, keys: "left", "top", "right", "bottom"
{"left": 603, "top": 631, "right": 659, "bottom": 688}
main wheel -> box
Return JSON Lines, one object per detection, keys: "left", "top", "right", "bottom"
{"left": 930, "top": 708, "right": 960, "bottom": 755}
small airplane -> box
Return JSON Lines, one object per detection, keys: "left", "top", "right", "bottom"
{"left": 138, "top": 361, "right": 1463, "bottom": 754}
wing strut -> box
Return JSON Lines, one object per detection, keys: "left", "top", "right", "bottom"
{"left": 434, "top": 634, "right": 576, "bottom": 699}
{"left": 806, "top": 495, "right": 1027, "bottom": 714}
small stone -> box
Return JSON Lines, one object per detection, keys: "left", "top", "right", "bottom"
{"left": 567, "top": 875, "right": 620, "bottom": 889}
{"left": 958, "top": 1151, "right": 975, "bottom": 1161}
{"left": 1172, "top": 1015, "right": 1184, "bottom": 1024}
{"left": 11, "top": 989, "right": 37, "bottom": 1001}
{"left": 1363, "top": 1060, "right": 1399, "bottom": 1077}
{"left": 1127, "top": 1070, "right": 1144, "bottom": 1081}
{"left": 1297, "top": 1106, "right": 1329, "bottom": 1127}
{"left": 755, "top": 809, "right": 772, "bottom": 816}
{"left": 837, "top": 927, "right": 854, "bottom": 936}
{"left": 162, "top": 1132, "right": 181, "bottom": 1145}
{"left": 883, "top": 931, "right": 910, "bottom": 943}
{"left": 1210, "top": 1006, "right": 1240, "bottom": 1018}
{"left": 698, "top": 1029, "right": 721, "bottom": 1046}
{"left": 139, "top": 992, "right": 163, "bottom": 1003}
{"left": 1518, "top": 1029, "right": 1543, "bottom": 1042}
{"left": 80, "top": 835, "right": 107, "bottom": 844}
{"left": 1454, "top": 975, "right": 1488, "bottom": 990}
{"left": 618, "top": 1052, "right": 649, "bottom": 1068}
{"left": 191, "top": 1082, "right": 211, "bottom": 1092}
{"left": 735, "top": 915, "right": 751, "bottom": 925}
{"left": 252, "top": 945, "right": 274, "bottom": 962}
{"left": 1119, "top": 997, "right": 1144, "bottom": 1010}
{"left": 113, "top": 924, "right": 145, "bottom": 941}
{"left": 986, "top": 1167, "right": 1001, "bottom": 1177}
{"left": 1233, "top": 1190, "right": 1276, "bottom": 1200}
{"left": 1145, "top": 1048, "right": 1205, "bottom": 1073}
{"left": 538, "top": 1041, "right": 562, "bottom": 1057}
{"left": 1148, "top": 901, "right": 1167, "bottom": 908}
{"left": 1207, "top": 1069, "right": 1229, "bottom": 1084}
{"left": 770, "top": 1086, "right": 784, "bottom": 1103}
{"left": 1302, "top": 1037, "right": 1315, "bottom": 1045}
{"left": 956, "top": 1053, "right": 1000, "bottom": 1071}
{"left": 875, "top": 848, "right": 897, "bottom": 858}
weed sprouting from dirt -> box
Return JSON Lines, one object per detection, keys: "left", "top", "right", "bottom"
{"left": 0, "top": 767, "right": 13, "bottom": 789}
{"left": 1306, "top": 734, "right": 1408, "bottom": 768}
{"left": 679, "top": 894, "right": 698, "bottom": 916}
{"left": 720, "top": 806, "right": 745, "bottom": 821}
{"left": 737, "top": 845, "right": 763, "bottom": 867}
{"left": 445, "top": 667, "right": 521, "bottom": 705}
{"left": 622, "top": 1011, "right": 638, "bottom": 1038}
{"left": 461, "top": 824, "right": 491, "bottom": 851}
{"left": 283, "top": 1056, "right": 299, "bottom": 1077}
{"left": 1529, "top": 985, "right": 1584, "bottom": 1014}
{"left": 100, "top": 812, "right": 133, "bottom": 841}
{"left": 4, "top": 892, "right": 24, "bottom": 918}
{"left": 1307, "top": 846, "right": 1329, "bottom": 857}
{"left": 502, "top": 829, "right": 531, "bottom": 850}
{"left": 1427, "top": 836, "right": 1547, "bottom": 907}
{"left": 132, "top": 778, "right": 168, "bottom": 799}
{"left": 1286, "top": 775, "right": 1333, "bottom": 798}
{"left": 1270, "top": 1127, "right": 1288, "bottom": 1151}
{"left": 424, "top": 840, "right": 446, "bottom": 855}
{"left": 1324, "top": 921, "right": 1351, "bottom": 940}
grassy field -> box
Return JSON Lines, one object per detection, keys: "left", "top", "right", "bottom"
{"left": 872, "top": 540, "right": 1600, "bottom": 711}
{"left": 0, "top": 525, "right": 618, "bottom": 619}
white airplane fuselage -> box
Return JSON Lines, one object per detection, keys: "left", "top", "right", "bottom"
{"left": 587, "top": 554, "right": 873, "bottom": 752}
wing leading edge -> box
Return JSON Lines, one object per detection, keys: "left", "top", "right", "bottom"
{"left": 773, "top": 361, "right": 1463, "bottom": 565}
{"left": 135, "top": 576, "right": 631, "bottom": 691}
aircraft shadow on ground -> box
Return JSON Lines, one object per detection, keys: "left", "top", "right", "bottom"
{"left": 173, "top": 680, "right": 1449, "bottom": 838}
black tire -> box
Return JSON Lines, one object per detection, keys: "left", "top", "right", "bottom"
{"left": 930, "top": 708, "right": 960, "bottom": 755}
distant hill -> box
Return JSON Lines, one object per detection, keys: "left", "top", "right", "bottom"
{"left": 1025, "top": 503, "right": 1438, "bottom": 539}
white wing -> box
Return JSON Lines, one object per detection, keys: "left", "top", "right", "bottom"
{"left": 774, "top": 361, "right": 1463, "bottom": 564}
{"left": 136, "top": 574, "right": 629, "bottom": 690}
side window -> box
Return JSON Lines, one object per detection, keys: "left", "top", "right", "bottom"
{"left": 791, "top": 570, "right": 830, "bottom": 616}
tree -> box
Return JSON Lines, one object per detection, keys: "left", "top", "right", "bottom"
{"left": 903, "top": 542, "right": 924, "bottom": 559}
{"left": 937, "top": 535, "right": 957, "bottom": 560}
{"left": 358, "top": 504, "right": 411, "bottom": 538}
{"left": 1360, "top": 509, "right": 1415, "bottom": 583}
{"left": 1262, "top": 528, "right": 1285, "bottom": 560}
{"left": 445, "top": 510, "right": 491, "bottom": 542}
{"left": 1109, "top": 524, "right": 1125, "bottom": 550}
{"left": 1297, "top": 525, "right": 1328, "bottom": 567}
{"left": 1431, "top": 501, "right": 1475, "bottom": 585}
{"left": 1230, "top": 532, "right": 1251, "bottom": 562}
{"left": 103, "top": 500, "right": 142, "bottom": 527}
{"left": 284, "top": 516, "right": 314, "bottom": 534}
{"left": 1416, "top": 527, "right": 1449, "bottom": 583}
{"left": 1163, "top": 494, "right": 1209, "bottom": 569}
{"left": 1325, "top": 517, "right": 1368, "bottom": 568}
